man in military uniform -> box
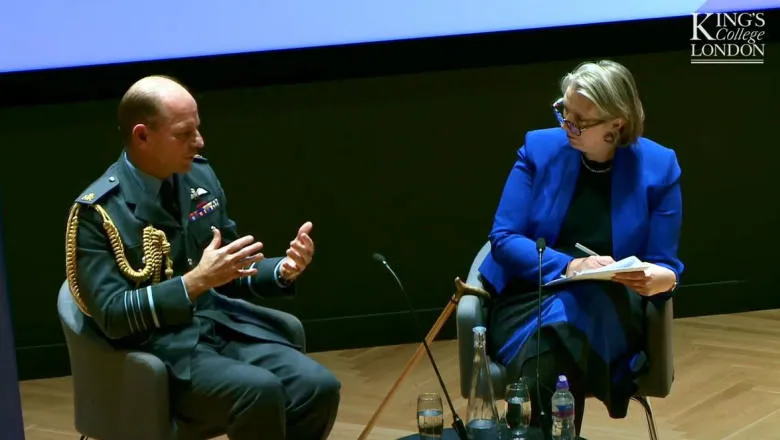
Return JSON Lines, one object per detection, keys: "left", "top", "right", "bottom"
{"left": 64, "top": 75, "right": 340, "bottom": 439}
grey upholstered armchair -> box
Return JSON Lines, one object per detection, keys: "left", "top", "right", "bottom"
{"left": 57, "top": 280, "right": 306, "bottom": 440}
{"left": 456, "top": 242, "right": 674, "bottom": 440}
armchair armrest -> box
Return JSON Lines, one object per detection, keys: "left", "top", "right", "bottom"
{"left": 65, "top": 325, "right": 172, "bottom": 440}
{"left": 636, "top": 298, "right": 674, "bottom": 398}
{"left": 239, "top": 301, "right": 307, "bottom": 352}
{"left": 263, "top": 306, "right": 306, "bottom": 351}
{"left": 211, "top": 293, "right": 306, "bottom": 352}
{"left": 121, "top": 352, "right": 172, "bottom": 440}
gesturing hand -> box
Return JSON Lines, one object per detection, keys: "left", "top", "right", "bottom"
{"left": 279, "top": 221, "right": 315, "bottom": 282}
{"left": 612, "top": 263, "right": 677, "bottom": 296}
{"left": 565, "top": 255, "right": 616, "bottom": 278}
{"left": 183, "top": 227, "right": 264, "bottom": 299}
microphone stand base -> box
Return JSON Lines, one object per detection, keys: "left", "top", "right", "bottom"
{"left": 451, "top": 417, "right": 469, "bottom": 440}
{"left": 357, "top": 278, "right": 489, "bottom": 440}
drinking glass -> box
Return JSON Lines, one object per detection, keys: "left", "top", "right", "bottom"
{"left": 417, "top": 392, "right": 444, "bottom": 439}
{"left": 504, "top": 379, "right": 532, "bottom": 438}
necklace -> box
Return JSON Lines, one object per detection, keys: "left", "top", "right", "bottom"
{"left": 581, "top": 155, "right": 612, "bottom": 173}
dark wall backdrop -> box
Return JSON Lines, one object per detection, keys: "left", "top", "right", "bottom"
{"left": 1, "top": 44, "right": 778, "bottom": 380}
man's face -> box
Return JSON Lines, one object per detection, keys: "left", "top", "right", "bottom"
{"left": 139, "top": 92, "right": 204, "bottom": 177}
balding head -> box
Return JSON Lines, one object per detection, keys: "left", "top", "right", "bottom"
{"left": 117, "top": 75, "right": 193, "bottom": 146}
{"left": 118, "top": 75, "right": 204, "bottom": 179}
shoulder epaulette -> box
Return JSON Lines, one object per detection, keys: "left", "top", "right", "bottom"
{"left": 75, "top": 174, "right": 120, "bottom": 205}
{"left": 193, "top": 154, "right": 208, "bottom": 163}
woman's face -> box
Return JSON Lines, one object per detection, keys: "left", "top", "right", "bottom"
{"left": 560, "top": 88, "right": 622, "bottom": 157}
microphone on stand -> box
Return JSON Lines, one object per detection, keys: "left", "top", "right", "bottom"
{"left": 372, "top": 253, "right": 470, "bottom": 440}
{"left": 535, "top": 238, "right": 548, "bottom": 437}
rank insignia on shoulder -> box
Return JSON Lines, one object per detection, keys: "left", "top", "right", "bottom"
{"left": 75, "top": 166, "right": 121, "bottom": 205}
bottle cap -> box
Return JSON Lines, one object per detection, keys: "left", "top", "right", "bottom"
{"left": 556, "top": 374, "right": 569, "bottom": 390}
{"left": 473, "top": 326, "right": 486, "bottom": 335}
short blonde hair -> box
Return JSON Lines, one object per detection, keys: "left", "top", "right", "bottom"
{"left": 560, "top": 60, "right": 644, "bottom": 146}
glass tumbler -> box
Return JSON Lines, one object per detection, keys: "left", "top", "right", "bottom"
{"left": 417, "top": 392, "right": 444, "bottom": 439}
{"left": 504, "top": 379, "right": 532, "bottom": 438}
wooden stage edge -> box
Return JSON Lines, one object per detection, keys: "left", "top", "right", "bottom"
{"left": 19, "top": 309, "right": 780, "bottom": 440}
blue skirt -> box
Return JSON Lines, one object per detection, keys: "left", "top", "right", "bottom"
{"left": 487, "top": 279, "right": 650, "bottom": 418}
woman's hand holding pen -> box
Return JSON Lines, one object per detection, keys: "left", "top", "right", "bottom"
{"left": 565, "top": 256, "right": 615, "bottom": 277}
{"left": 570, "top": 242, "right": 677, "bottom": 296}
{"left": 567, "top": 242, "right": 616, "bottom": 277}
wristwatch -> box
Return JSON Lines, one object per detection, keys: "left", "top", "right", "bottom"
{"left": 275, "top": 263, "right": 293, "bottom": 287}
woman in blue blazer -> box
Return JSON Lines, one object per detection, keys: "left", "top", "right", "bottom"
{"left": 479, "top": 60, "right": 683, "bottom": 438}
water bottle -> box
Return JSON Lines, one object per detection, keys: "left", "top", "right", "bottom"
{"left": 551, "top": 374, "right": 576, "bottom": 440}
{"left": 465, "top": 326, "right": 501, "bottom": 440}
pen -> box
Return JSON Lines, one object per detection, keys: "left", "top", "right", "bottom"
{"left": 575, "top": 242, "right": 599, "bottom": 257}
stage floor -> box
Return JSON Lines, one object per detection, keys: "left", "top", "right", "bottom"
{"left": 18, "top": 309, "right": 780, "bottom": 440}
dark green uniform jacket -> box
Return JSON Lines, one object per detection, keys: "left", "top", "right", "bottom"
{"left": 65, "top": 152, "right": 301, "bottom": 381}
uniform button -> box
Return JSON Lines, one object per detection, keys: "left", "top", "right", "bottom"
{"left": 108, "top": 176, "right": 116, "bottom": 182}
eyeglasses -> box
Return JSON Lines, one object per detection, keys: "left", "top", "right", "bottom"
{"left": 553, "top": 98, "right": 606, "bottom": 136}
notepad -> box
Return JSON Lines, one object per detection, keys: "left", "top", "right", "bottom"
{"left": 544, "top": 256, "right": 650, "bottom": 287}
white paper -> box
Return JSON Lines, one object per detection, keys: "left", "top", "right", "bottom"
{"left": 544, "top": 256, "right": 650, "bottom": 287}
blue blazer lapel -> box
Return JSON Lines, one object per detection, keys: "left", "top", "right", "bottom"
{"left": 611, "top": 146, "right": 643, "bottom": 259}
{"left": 542, "top": 147, "right": 580, "bottom": 246}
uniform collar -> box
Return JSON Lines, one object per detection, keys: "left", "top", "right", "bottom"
{"left": 118, "top": 151, "right": 180, "bottom": 228}
{"left": 122, "top": 151, "right": 174, "bottom": 197}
